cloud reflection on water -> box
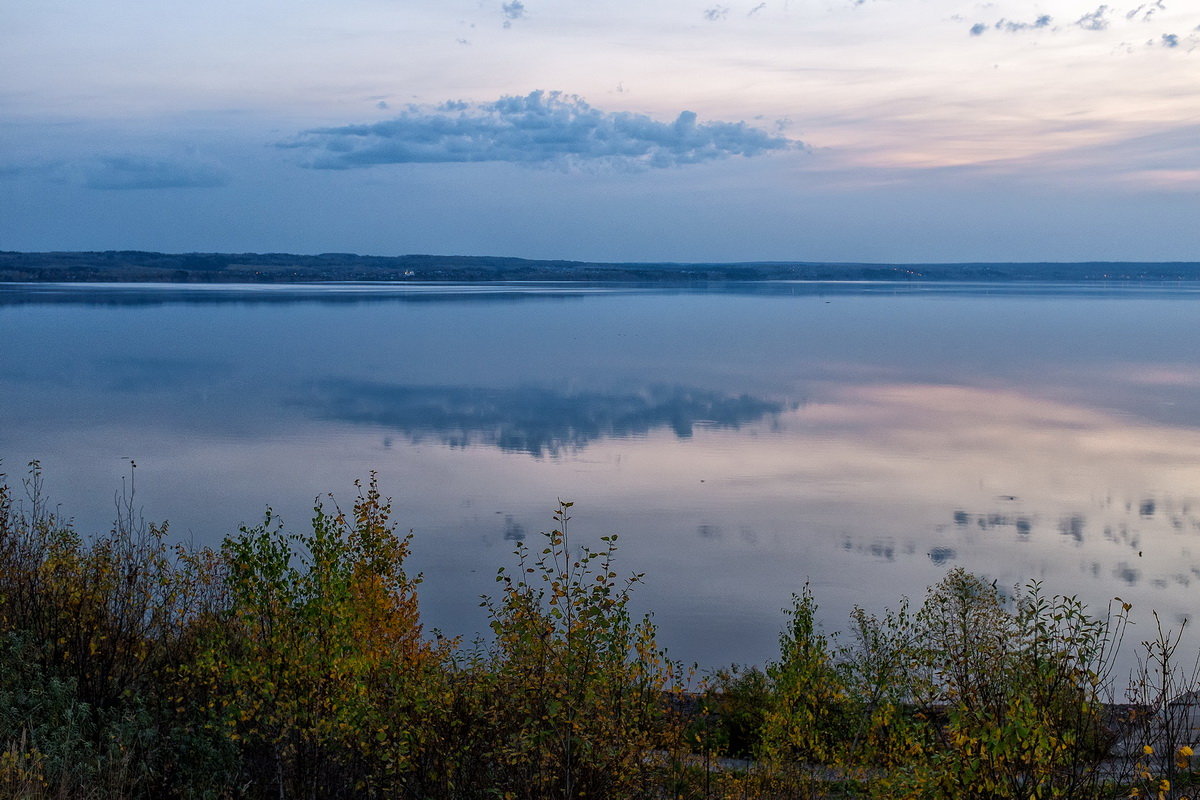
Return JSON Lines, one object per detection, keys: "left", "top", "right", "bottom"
{"left": 300, "top": 380, "right": 795, "bottom": 456}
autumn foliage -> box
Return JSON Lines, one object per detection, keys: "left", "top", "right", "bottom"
{"left": 1, "top": 463, "right": 1198, "bottom": 799}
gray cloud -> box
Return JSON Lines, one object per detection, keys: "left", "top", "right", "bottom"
{"left": 0, "top": 160, "right": 67, "bottom": 182}
{"left": 0, "top": 154, "right": 228, "bottom": 190}
{"left": 748, "top": 2, "right": 767, "bottom": 16}
{"left": 1160, "top": 32, "right": 1179, "bottom": 46}
{"left": 281, "top": 90, "right": 800, "bottom": 171}
{"left": 704, "top": 6, "right": 729, "bottom": 21}
{"left": 998, "top": 14, "right": 1052, "bottom": 32}
{"left": 1076, "top": 6, "right": 1110, "bottom": 31}
{"left": 970, "top": 15, "right": 1051, "bottom": 35}
{"left": 78, "top": 155, "right": 229, "bottom": 190}
{"left": 501, "top": 0, "right": 525, "bottom": 18}
{"left": 1126, "top": 1, "right": 1165, "bottom": 22}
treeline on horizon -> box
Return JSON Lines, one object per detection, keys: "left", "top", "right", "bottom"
{"left": 1, "top": 463, "right": 1198, "bottom": 799}
{"left": 4, "top": 249, "right": 1200, "bottom": 284}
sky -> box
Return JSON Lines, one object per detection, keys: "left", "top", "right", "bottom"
{"left": 1, "top": 0, "right": 1198, "bottom": 262}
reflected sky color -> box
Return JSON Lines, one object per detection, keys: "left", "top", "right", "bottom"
{"left": 2, "top": 282, "right": 1199, "bottom": 667}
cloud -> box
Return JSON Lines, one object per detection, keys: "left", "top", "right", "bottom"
{"left": 1126, "top": 1, "right": 1165, "bottom": 22}
{"left": 77, "top": 155, "right": 229, "bottom": 190}
{"left": 0, "top": 154, "right": 229, "bottom": 189}
{"left": 1160, "top": 32, "right": 1179, "bottom": 46}
{"left": 970, "top": 15, "right": 1051, "bottom": 35}
{"left": 703, "top": 6, "right": 729, "bottom": 21}
{"left": 281, "top": 90, "right": 801, "bottom": 171}
{"left": 501, "top": 0, "right": 524, "bottom": 26}
{"left": 997, "top": 14, "right": 1052, "bottom": 32}
{"left": 1076, "top": 5, "right": 1110, "bottom": 31}
{"left": 748, "top": 2, "right": 767, "bottom": 16}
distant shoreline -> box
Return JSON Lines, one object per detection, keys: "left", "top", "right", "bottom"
{"left": 4, "top": 250, "right": 1200, "bottom": 284}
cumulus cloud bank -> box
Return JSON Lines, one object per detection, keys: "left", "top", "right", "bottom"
{"left": 282, "top": 91, "right": 800, "bottom": 171}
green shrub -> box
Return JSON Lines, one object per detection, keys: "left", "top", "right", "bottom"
{"left": 869, "top": 569, "right": 1129, "bottom": 800}
{"left": 183, "top": 474, "right": 448, "bottom": 798}
{"left": 468, "top": 500, "right": 683, "bottom": 800}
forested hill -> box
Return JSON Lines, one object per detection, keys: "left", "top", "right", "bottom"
{"left": 3, "top": 250, "right": 1200, "bottom": 283}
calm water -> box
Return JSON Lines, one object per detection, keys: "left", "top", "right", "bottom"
{"left": 3, "top": 280, "right": 1200, "bottom": 668}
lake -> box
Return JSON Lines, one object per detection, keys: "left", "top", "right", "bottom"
{"left": 2, "top": 280, "right": 1199, "bottom": 669}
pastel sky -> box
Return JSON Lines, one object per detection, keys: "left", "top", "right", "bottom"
{"left": 2, "top": 0, "right": 1197, "bottom": 262}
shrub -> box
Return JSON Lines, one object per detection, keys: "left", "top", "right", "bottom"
{"left": 870, "top": 569, "right": 1129, "bottom": 800}
{"left": 467, "top": 500, "right": 683, "bottom": 800}
{"left": 0, "top": 462, "right": 219, "bottom": 797}
{"left": 183, "top": 474, "right": 448, "bottom": 798}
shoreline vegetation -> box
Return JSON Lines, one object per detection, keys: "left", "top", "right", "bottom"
{"left": 2, "top": 464, "right": 1199, "bottom": 799}
{"left": 4, "top": 250, "right": 1200, "bottom": 284}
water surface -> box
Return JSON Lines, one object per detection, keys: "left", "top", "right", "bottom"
{"left": 2, "top": 281, "right": 1199, "bottom": 667}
